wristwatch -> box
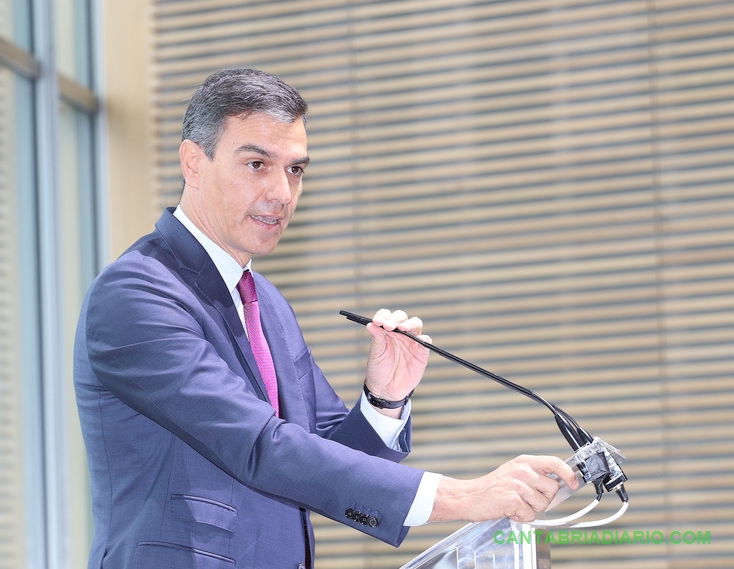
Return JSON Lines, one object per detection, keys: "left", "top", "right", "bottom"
{"left": 363, "top": 382, "right": 414, "bottom": 409}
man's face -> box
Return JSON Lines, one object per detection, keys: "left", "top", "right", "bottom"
{"left": 181, "top": 112, "right": 309, "bottom": 266}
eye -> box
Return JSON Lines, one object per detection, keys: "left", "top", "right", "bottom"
{"left": 289, "top": 165, "right": 304, "bottom": 176}
{"left": 249, "top": 160, "right": 264, "bottom": 170}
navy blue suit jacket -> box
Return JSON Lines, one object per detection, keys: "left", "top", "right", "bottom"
{"left": 74, "top": 208, "right": 424, "bottom": 569}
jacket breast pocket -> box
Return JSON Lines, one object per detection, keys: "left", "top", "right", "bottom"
{"left": 170, "top": 494, "right": 238, "bottom": 533}
{"left": 134, "top": 541, "right": 235, "bottom": 569}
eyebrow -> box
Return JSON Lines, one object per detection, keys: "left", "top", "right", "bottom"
{"left": 235, "top": 143, "right": 273, "bottom": 158}
{"left": 234, "top": 143, "right": 310, "bottom": 166}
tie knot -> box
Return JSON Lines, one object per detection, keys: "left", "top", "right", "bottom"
{"left": 237, "top": 270, "right": 257, "bottom": 304}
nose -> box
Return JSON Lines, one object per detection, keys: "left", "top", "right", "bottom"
{"left": 266, "top": 171, "right": 294, "bottom": 205}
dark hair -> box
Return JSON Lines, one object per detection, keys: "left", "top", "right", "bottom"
{"left": 181, "top": 68, "right": 308, "bottom": 159}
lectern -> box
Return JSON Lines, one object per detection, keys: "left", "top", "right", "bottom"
{"left": 400, "top": 517, "right": 550, "bottom": 569}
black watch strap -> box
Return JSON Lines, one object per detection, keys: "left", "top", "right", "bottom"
{"left": 363, "top": 382, "right": 414, "bottom": 409}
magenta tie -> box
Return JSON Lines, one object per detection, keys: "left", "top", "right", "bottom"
{"left": 236, "top": 270, "right": 280, "bottom": 417}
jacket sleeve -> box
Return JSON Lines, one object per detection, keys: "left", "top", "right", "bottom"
{"left": 84, "top": 251, "right": 424, "bottom": 546}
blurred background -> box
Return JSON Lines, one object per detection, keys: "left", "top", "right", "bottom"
{"left": 1, "top": 0, "right": 732, "bottom": 567}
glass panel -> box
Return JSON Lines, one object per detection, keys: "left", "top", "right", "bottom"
{"left": 0, "top": 67, "right": 44, "bottom": 569}
{"left": 58, "top": 99, "right": 96, "bottom": 567}
{"left": 54, "top": 0, "right": 91, "bottom": 86}
{"left": 0, "top": 0, "right": 32, "bottom": 50}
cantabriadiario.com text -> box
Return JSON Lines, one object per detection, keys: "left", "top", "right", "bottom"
{"left": 493, "top": 529, "right": 711, "bottom": 546}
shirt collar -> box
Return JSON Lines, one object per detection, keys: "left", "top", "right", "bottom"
{"left": 173, "top": 205, "right": 250, "bottom": 294}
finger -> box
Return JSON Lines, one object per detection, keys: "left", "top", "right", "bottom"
{"left": 531, "top": 473, "right": 561, "bottom": 501}
{"left": 528, "top": 455, "right": 578, "bottom": 490}
{"left": 370, "top": 308, "right": 393, "bottom": 327}
{"left": 371, "top": 309, "right": 409, "bottom": 330}
{"left": 495, "top": 474, "right": 553, "bottom": 519}
{"left": 511, "top": 511, "right": 537, "bottom": 523}
{"left": 508, "top": 498, "right": 539, "bottom": 523}
{"left": 396, "top": 316, "right": 423, "bottom": 335}
{"left": 384, "top": 310, "right": 409, "bottom": 330}
{"left": 366, "top": 309, "right": 392, "bottom": 340}
{"left": 519, "top": 481, "right": 554, "bottom": 514}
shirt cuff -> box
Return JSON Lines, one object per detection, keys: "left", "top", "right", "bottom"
{"left": 360, "top": 391, "right": 411, "bottom": 451}
{"left": 404, "top": 471, "right": 442, "bottom": 526}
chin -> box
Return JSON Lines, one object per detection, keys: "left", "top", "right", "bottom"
{"left": 253, "top": 241, "right": 281, "bottom": 258}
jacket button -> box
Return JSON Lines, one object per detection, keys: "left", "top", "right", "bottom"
{"left": 345, "top": 508, "right": 354, "bottom": 520}
{"left": 368, "top": 516, "right": 379, "bottom": 528}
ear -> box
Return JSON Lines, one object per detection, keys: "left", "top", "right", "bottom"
{"left": 180, "top": 139, "right": 205, "bottom": 190}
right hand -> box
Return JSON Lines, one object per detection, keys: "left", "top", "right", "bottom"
{"left": 364, "top": 308, "right": 431, "bottom": 418}
{"left": 428, "top": 455, "right": 578, "bottom": 523}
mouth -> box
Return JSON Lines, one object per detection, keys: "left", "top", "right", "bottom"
{"left": 251, "top": 214, "right": 281, "bottom": 226}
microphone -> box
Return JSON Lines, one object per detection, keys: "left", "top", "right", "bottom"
{"left": 339, "top": 309, "right": 628, "bottom": 504}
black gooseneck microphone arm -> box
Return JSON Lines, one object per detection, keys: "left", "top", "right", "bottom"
{"left": 340, "top": 310, "right": 629, "bottom": 505}
{"left": 339, "top": 310, "right": 594, "bottom": 451}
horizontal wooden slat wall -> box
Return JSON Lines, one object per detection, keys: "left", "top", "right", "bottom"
{"left": 150, "top": 1, "right": 734, "bottom": 567}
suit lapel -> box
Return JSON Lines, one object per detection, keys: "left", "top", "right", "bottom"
{"left": 194, "top": 270, "right": 271, "bottom": 404}
{"left": 155, "top": 208, "right": 269, "bottom": 404}
{"left": 257, "top": 276, "right": 312, "bottom": 430}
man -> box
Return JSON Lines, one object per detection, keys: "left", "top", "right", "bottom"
{"left": 74, "top": 68, "right": 576, "bottom": 569}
